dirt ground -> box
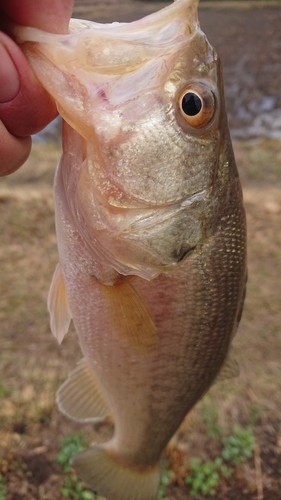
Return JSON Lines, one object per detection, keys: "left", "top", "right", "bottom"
{"left": 0, "top": 2, "right": 281, "bottom": 500}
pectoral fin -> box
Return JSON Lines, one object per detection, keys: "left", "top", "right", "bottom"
{"left": 56, "top": 359, "right": 111, "bottom": 423}
{"left": 100, "top": 277, "right": 158, "bottom": 355}
{"left": 47, "top": 263, "right": 72, "bottom": 344}
{"left": 216, "top": 350, "right": 240, "bottom": 382}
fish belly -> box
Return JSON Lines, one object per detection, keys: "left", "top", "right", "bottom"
{"left": 55, "top": 150, "right": 246, "bottom": 466}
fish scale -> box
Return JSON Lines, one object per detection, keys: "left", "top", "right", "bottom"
{"left": 14, "top": 0, "right": 247, "bottom": 499}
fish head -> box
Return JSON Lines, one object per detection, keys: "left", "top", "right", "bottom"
{"left": 16, "top": 0, "right": 234, "bottom": 279}
{"left": 81, "top": 14, "right": 221, "bottom": 206}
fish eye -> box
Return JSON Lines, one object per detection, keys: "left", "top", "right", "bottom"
{"left": 179, "top": 84, "right": 215, "bottom": 128}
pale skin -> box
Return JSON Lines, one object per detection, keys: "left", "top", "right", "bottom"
{"left": 0, "top": 0, "right": 73, "bottom": 176}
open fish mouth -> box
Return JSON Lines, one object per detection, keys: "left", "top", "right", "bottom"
{"left": 13, "top": 0, "right": 200, "bottom": 138}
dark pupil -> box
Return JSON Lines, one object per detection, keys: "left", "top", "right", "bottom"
{"left": 182, "top": 92, "right": 202, "bottom": 116}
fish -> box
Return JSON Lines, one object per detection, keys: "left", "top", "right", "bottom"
{"left": 14, "top": 0, "right": 247, "bottom": 499}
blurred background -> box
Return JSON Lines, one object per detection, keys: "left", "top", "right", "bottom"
{"left": 0, "top": 1, "right": 280, "bottom": 499}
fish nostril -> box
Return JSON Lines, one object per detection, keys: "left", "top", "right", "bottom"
{"left": 172, "top": 245, "right": 196, "bottom": 263}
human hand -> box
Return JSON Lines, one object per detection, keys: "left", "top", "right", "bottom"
{"left": 0, "top": 0, "right": 73, "bottom": 176}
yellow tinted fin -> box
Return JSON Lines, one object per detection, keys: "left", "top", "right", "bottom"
{"left": 216, "top": 351, "right": 240, "bottom": 382}
{"left": 100, "top": 277, "right": 158, "bottom": 355}
{"left": 56, "top": 359, "right": 111, "bottom": 423}
{"left": 47, "top": 263, "right": 72, "bottom": 344}
{"left": 71, "top": 444, "right": 161, "bottom": 500}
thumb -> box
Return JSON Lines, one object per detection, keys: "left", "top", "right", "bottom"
{"left": 0, "top": 0, "right": 73, "bottom": 34}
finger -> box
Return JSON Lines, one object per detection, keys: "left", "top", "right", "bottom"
{"left": 0, "top": 120, "right": 31, "bottom": 176}
{"left": 0, "top": 32, "right": 58, "bottom": 137}
{"left": 0, "top": 0, "right": 73, "bottom": 34}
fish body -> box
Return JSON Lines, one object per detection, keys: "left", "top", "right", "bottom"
{"left": 16, "top": 1, "right": 247, "bottom": 499}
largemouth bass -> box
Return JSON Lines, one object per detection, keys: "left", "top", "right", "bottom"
{"left": 15, "top": 0, "right": 247, "bottom": 499}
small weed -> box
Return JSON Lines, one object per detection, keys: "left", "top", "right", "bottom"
{"left": 61, "top": 474, "right": 96, "bottom": 500}
{"left": 157, "top": 467, "right": 173, "bottom": 500}
{"left": 185, "top": 457, "right": 231, "bottom": 497}
{"left": 222, "top": 425, "right": 255, "bottom": 465}
{"left": 185, "top": 424, "right": 255, "bottom": 497}
{"left": 56, "top": 432, "right": 87, "bottom": 473}
{"left": 56, "top": 432, "right": 100, "bottom": 500}
{"left": 0, "top": 474, "right": 6, "bottom": 500}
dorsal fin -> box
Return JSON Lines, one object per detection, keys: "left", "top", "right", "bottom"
{"left": 47, "top": 263, "right": 72, "bottom": 344}
{"left": 100, "top": 277, "right": 158, "bottom": 356}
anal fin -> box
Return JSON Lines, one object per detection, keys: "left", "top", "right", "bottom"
{"left": 47, "top": 263, "right": 72, "bottom": 344}
{"left": 71, "top": 444, "right": 161, "bottom": 500}
{"left": 100, "top": 277, "right": 158, "bottom": 356}
{"left": 56, "top": 359, "right": 111, "bottom": 423}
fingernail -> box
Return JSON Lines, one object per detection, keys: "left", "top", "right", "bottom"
{"left": 0, "top": 43, "right": 20, "bottom": 103}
